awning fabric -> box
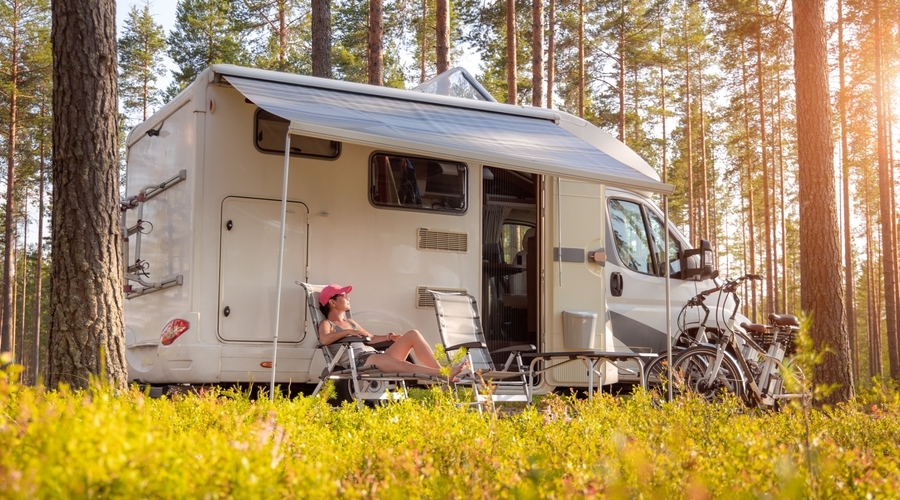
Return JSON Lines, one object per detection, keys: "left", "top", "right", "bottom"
{"left": 224, "top": 73, "right": 673, "bottom": 195}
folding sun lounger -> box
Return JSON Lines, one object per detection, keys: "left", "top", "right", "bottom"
{"left": 430, "top": 290, "right": 536, "bottom": 407}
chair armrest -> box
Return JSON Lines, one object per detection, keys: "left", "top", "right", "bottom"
{"left": 334, "top": 335, "right": 371, "bottom": 344}
{"left": 493, "top": 344, "right": 537, "bottom": 354}
{"left": 446, "top": 341, "right": 487, "bottom": 352}
{"left": 368, "top": 340, "right": 394, "bottom": 351}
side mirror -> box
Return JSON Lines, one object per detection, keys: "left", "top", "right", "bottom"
{"left": 680, "top": 239, "right": 716, "bottom": 281}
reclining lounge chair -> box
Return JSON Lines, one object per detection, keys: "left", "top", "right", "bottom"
{"left": 430, "top": 290, "right": 536, "bottom": 407}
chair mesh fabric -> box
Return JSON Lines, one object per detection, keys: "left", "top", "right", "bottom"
{"left": 433, "top": 292, "right": 494, "bottom": 372}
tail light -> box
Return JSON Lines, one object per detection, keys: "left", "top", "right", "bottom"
{"left": 161, "top": 319, "right": 190, "bottom": 346}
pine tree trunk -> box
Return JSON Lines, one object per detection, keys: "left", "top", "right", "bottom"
{"left": 837, "top": 0, "right": 857, "bottom": 381}
{"left": 367, "top": 0, "right": 383, "bottom": 85}
{"left": 506, "top": 0, "right": 517, "bottom": 104}
{"left": 792, "top": 0, "right": 854, "bottom": 403}
{"left": 873, "top": 0, "right": 899, "bottom": 378}
{"left": 34, "top": 118, "right": 46, "bottom": 384}
{"left": 1, "top": 4, "right": 19, "bottom": 358}
{"left": 741, "top": 39, "right": 758, "bottom": 322}
{"left": 531, "top": 0, "right": 543, "bottom": 107}
{"left": 577, "top": 0, "right": 584, "bottom": 117}
{"left": 547, "top": 0, "right": 554, "bottom": 109}
{"left": 756, "top": 1, "right": 773, "bottom": 317}
{"left": 436, "top": 0, "right": 449, "bottom": 74}
{"left": 49, "top": 0, "right": 127, "bottom": 389}
{"left": 312, "top": 0, "right": 332, "bottom": 78}
{"left": 420, "top": 0, "right": 428, "bottom": 82}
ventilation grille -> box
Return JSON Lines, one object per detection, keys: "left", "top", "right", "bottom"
{"left": 416, "top": 286, "right": 468, "bottom": 309}
{"left": 416, "top": 228, "right": 468, "bottom": 253}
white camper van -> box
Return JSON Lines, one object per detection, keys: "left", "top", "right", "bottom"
{"left": 121, "top": 64, "right": 726, "bottom": 394}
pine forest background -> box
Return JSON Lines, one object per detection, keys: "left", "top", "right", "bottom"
{"left": 0, "top": 0, "right": 898, "bottom": 387}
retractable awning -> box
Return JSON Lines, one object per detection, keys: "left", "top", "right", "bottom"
{"left": 222, "top": 70, "right": 674, "bottom": 195}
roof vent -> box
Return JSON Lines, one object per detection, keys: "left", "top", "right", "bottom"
{"left": 416, "top": 228, "right": 468, "bottom": 253}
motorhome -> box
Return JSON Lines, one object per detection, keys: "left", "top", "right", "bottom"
{"left": 121, "top": 64, "right": 723, "bottom": 395}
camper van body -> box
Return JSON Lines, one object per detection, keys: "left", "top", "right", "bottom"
{"left": 122, "top": 65, "right": 738, "bottom": 391}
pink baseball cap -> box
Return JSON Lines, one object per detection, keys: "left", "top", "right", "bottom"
{"left": 319, "top": 284, "right": 352, "bottom": 305}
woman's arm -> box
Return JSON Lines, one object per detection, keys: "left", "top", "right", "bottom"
{"left": 318, "top": 321, "right": 371, "bottom": 345}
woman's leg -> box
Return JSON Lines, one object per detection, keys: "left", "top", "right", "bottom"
{"left": 367, "top": 353, "right": 466, "bottom": 380}
{"left": 384, "top": 329, "right": 442, "bottom": 370}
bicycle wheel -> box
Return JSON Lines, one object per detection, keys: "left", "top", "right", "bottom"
{"left": 671, "top": 346, "right": 744, "bottom": 402}
{"left": 644, "top": 352, "right": 679, "bottom": 388}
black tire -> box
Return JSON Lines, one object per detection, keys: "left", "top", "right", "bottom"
{"left": 644, "top": 354, "right": 674, "bottom": 388}
{"left": 671, "top": 346, "right": 744, "bottom": 402}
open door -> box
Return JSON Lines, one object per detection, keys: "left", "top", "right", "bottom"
{"left": 481, "top": 167, "right": 540, "bottom": 365}
{"left": 545, "top": 178, "right": 617, "bottom": 386}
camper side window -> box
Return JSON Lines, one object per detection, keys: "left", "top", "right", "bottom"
{"left": 369, "top": 153, "right": 467, "bottom": 214}
{"left": 254, "top": 109, "right": 340, "bottom": 159}
{"left": 608, "top": 199, "right": 653, "bottom": 275}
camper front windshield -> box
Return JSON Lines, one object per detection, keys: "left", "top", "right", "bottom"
{"left": 370, "top": 153, "right": 467, "bottom": 214}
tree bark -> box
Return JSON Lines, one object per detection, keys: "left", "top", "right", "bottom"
{"left": 792, "top": 0, "right": 854, "bottom": 403}
{"left": 873, "top": 0, "right": 899, "bottom": 378}
{"left": 49, "top": 0, "right": 127, "bottom": 389}
{"left": 577, "top": 0, "right": 583, "bottom": 117}
{"left": 1, "top": 1, "right": 20, "bottom": 358}
{"left": 547, "top": 0, "right": 555, "bottom": 108}
{"left": 756, "top": 0, "right": 773, "bottom": 317}
{"left": 34, "top": 108, "right": 47, "bottom": 384}
{"left": 367, "top": 0, "right": 383, "bottom": 85}
{"left": 420, "top": 0, "right": 428, "bottom": 82}
{"left": 312, "top": 0, "right": 332, "bottom": 78}
{"left": 506, "top": 0, "right": 517, "bottom": 104}
{"left": 436, "top": 0, "right": 449, "bottom": 74}
{"left": 532, "top": 0, "right": 543, "bottom": 107}
{"left": 837, "top": 0, "right": 857, "bottom": 381}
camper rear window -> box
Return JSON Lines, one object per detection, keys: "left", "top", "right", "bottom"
{"left": 370, "top": 154, "right": 467, "bottom": 214}
{"left": 254, "top": 109, "right": 340, "bottom": 159}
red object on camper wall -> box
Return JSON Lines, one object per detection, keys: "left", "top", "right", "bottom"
{"left": 160, "top": 319, "right": 190, "bottom": 346}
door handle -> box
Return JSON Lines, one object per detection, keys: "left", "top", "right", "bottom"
{"left": 610, "top": 272, "right": 623, "bottom": 297}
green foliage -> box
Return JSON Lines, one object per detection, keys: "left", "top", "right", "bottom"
{"left": 2, "top": 360, "right": 900, "bottom": 498}
{"left": 167, "top": 0, "right": 248, "bottom": 97}
{"left": 118, "top": 0, "right": 167, "bottom": 124}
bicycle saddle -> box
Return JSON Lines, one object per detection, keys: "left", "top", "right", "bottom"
{"left": 768, "top": 313, "right": 800, "bottom": 327}
{"left": 740, "top": 322, "right": 767, "bottom": 334}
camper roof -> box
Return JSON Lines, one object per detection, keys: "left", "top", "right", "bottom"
{"left": 135, "top": 64, "right": 674, "bottom": 195}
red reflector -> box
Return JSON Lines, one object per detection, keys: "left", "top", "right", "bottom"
{"left": 261, "top": 362, "right": 273, "bottom": 368}
{"left": 161, "top": 319, "right": 190, "bottom": 346}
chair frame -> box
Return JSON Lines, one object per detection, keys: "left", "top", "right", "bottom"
{"left": 430, "top": 290, "right": 536, "bottom": 407}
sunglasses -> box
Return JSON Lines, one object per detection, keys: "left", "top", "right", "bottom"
{"left": 331, "top": 293, "right": 347, "bottom": 301}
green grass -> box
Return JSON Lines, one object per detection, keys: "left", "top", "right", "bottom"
{"left": 1, "top": 363, "right": 899, "bottom": 499}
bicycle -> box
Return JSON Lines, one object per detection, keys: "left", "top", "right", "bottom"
{"left": 663, "top": 274, "right": 809, "bottom": 409}
{"left": 644, "top": 280, "right": 726, "bottom": 386}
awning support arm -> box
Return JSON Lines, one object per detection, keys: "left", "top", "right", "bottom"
{"left": 270, "top": 132, "right": 292, "bottom": 400}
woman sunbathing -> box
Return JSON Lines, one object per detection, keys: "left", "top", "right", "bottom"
{"left": 317, "top": 284, "right": 468, "bottom": 381}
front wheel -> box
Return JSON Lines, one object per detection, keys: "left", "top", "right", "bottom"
{"left": 671, "top": 346, "right": 745, "bottom": 402}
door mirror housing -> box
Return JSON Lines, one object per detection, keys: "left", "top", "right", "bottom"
{"left": 680, "top": 239, "right": 716, "bottom": 281}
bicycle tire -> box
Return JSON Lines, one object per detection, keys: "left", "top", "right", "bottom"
{"left": 671, "top": 346, "right": 744, "bottom": 402}
{"left": 644, "top": 351, "right": 681, "bottom": 388}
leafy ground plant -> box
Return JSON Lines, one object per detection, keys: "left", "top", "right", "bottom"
{"left": 1, "top": 358, "right": 899, "bottom": 499}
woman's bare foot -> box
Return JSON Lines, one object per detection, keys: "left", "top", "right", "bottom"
{"left": 449, "top": 359, "right": 470, "bottom": 382}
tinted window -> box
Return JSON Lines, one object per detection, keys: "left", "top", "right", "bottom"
{"left": 608, "top": 199, "right": 653, "bottom": 274}
{"left": 255, "top": 109, "right": 340, "bottom": 159}
{"left": 609, "top": 198, "right": 689, "bottom": 278}
{"left": 370, "top": 153, "right": 467, "bottom": 214}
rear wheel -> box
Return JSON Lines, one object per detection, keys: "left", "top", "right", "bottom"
{"left": 671, "top": 346, "right": 744, "bottom": 402}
